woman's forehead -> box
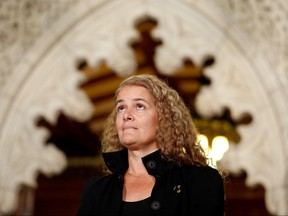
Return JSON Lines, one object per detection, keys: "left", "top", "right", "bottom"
{"left": 116, "top": 85, "right": 155, "bottom": 103}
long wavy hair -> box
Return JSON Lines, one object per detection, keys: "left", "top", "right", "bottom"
{"left": 102, "top": 74, "right": 208, "bottom": 166}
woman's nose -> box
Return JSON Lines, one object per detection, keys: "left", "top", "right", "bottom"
{"left": 123, "top": 111, "right": 134, "bottom": 121}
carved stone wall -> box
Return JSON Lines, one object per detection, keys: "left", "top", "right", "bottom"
{"left": 0, "top": 0, "right": 287, "bottom": 214}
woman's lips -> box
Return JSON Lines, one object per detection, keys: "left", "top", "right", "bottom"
{"left": 123, "top": 125, "right": 137, "bottom": 130}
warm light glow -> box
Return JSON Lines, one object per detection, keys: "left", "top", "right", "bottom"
{"left": 198, "top": 134, "right": 230, "bottom": 167}
{"left": 211, "top": 136, "right": 229, "bottom": 161}
{"left": 198, "top": 134, "right": 209, "bottom": 155}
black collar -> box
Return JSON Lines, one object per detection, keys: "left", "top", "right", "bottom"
{"left": 102, "top": 149, "right": 174, "bottom": 178}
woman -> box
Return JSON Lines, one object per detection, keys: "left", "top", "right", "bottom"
{"left": 77, "top": 74, "right": 224, "bottom": 216}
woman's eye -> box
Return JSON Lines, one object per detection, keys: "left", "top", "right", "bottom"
{"left": 117, "top": 106, "right": 125, "bottom": 113}
{"left": 136, "top": 104, "right": 145, "bottom": 110}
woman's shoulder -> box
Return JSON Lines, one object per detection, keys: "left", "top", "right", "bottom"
{"left": 82, "top": 174, "right": 117, "bottom": 191}
{"left": 179, "top": 164, "right": 223, "bottom": 182}
{"left": 178, "top": 164, "right": 224, "bottom": 196}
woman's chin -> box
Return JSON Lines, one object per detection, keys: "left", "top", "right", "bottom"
{"left": 121, "top": 141, "right": 138, "bottom": 149}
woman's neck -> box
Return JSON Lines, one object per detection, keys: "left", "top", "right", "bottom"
{"left": 126, "top": 148, "right": 158, "bottom": 175}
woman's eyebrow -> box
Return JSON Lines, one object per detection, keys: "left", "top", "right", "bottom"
{"left": 133, "top": 98, "right": 149, "bottom": 104}
{"left": 115, "top": 99, "right": 123, "bottom": 105}
{"left": 115, "top": 98, "right": 149, "bottom": 105}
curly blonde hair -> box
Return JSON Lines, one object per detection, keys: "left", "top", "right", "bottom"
{"left": 102, "top": 74, "right": 208, "bottom": 166}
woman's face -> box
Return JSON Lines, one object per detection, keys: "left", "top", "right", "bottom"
{"left": 115, "top": 85, "right": 159, "bottom": 152}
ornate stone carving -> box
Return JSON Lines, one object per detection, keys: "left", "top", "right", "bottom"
{"left": 0, "top": 0, "right": 94, "bottom": 213}
{"left": 0, "top": 0, "right": 80, "bottom": 90}
{"left": 188, "top": 0, "right": 288, "bottom": 214}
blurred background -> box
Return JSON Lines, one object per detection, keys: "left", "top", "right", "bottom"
{"left": 0, "top": 0, "right": 287, "bottom": 215}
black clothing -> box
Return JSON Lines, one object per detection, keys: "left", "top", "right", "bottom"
{"left": 77, "top": 149, "right": 224, "bottom": 216}
{"left": 121, "top": 197, "right": 151, "bottom": 216}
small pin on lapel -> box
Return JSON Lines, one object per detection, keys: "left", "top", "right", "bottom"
{"left": 173, "top": 185, "right": 181, "bottom": 193}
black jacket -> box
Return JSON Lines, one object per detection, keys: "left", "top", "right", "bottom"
{"left": 77, "top": 150, "right": 224, "bottom": 216}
